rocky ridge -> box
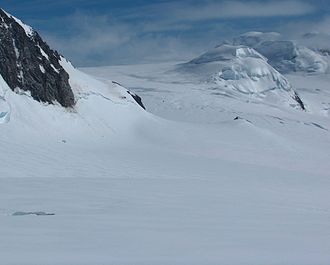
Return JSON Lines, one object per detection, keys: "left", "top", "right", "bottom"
{"left": 0, "top": 9, "right": 75, "bottom": 107}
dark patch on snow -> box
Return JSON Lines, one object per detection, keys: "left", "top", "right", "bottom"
{"left": 269, "top": 116, "right": 285, "bottom": 124}
{"left": 111, "top": 81, "right": 146, "bottom": 109}
{"left": 211, "top": 92, "right": 236, "bottom": 99}
{"left": 234, "top": 116, "right": 252, "bottom": 123}
{"left": 127, "top": 90, "right": 146, "bottom": 110}
{"left": 304, "top": 122, "right": 328, "bottom": 131}
{"left": 12, "top": 211, "right": 55, "bottom": 216}
{"left": 130, "top": 86, "right": 170, "bottom": 93}
{"left": 293, "top": 92, "right": 305, "bottom": 110}
{"left": 111, "top": 81, "right": 122, "bottom": 86}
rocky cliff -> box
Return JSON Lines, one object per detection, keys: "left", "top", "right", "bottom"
{"left": 0, "top": 9, "right": 75, "bottom": 107}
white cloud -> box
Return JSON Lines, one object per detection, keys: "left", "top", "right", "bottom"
{"left": 277, "top": 16, "right": 330, "bottom": 50}
{"left": 42, "top": 12, "right": 135, "bottom": 66}
{"left": 122, "top": 0, "right": 316, "bottom": 23}
{"left": 309, "top": 16, "right": 330, "bottom": 34}
{"left": 171, "top": 1, "right": 315, "bottom": 21}
{"left": 39, "top": 0, "right": 318, "bottom": 66}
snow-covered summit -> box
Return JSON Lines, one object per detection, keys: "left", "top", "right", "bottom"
{"left": 233, "top": 32, "right": 328, "bottom": 74}
{"left": 189, "top": 44, "right": 267, "bottom": 64}
{"left": 299, "top": 32, "right": 330, "bottom": 55}
{"left": 178, "top": 44, "right": 305, "bottom": 110}
{"left": 233, "top": 31, "right": 281, "bottom": 47}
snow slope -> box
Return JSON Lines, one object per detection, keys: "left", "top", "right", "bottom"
{"left": 1, "top": 58, "right": 330, "bottom": 264}
{"left": 82, "top": 62, "right": 330, "bottom": 174}
{"left": 0, "top": 75, "right": 11, "bottom": 124}
{"left": 2, "top": 53, "right": 330, "bottom": 265}
{"left": 0, "top": 56, "right": 147, "bottom": 135}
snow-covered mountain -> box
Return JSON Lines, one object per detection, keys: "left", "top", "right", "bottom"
{"left": 233, "top": 31, "right": 281, "bottom": 47}
{"left": 0, "top": 8, "right": 145, "bottom": 127}
{"left": 1, "top": 11, "right": 330, "bottom": 265}
{"left": 232, "top": 32, "right": 329, "bottom": 74}
{"left": 299, "top": 32, "right": 330, "bottom": 56}
{"left": 177, "top": 43, "right": 305, "bottom": 110}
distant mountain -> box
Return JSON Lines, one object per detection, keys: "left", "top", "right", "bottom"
{"left": 233, "top": 31, "right": 281, "bottom": 47}
{"left": 177, "top": 44, "right": 305, "bottom": 110}
{"left": 299, "top": 32, "right": 330, "bottom": 56}
{"left": 232, "top": 32, "right": 328, "bottom": 74}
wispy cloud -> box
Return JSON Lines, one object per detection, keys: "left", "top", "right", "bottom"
{"left": 42, "top": 13, "right": 133, "bottom": 66}
{"left": 277, "top": 15, "right": 330, "bottom": 50}
{"left": 42, "top": 12, "right": 205, "bottom": 66}
{"left": 122, "top": 0, "right": 316, "bottom": 22}
{"left": 32, "top": 0, "right": 319, "bottom": 66}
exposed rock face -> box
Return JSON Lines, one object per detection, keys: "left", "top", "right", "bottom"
{"left": 0, "top": 9, "right": 74, "bottom": 107}
{"left": 127, "top": 90, "right": 146, "bottom": 110}
{"left": 111, "top": 81, "right": 146, "bottom": 109}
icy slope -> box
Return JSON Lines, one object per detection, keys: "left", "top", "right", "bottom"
{"left": 233, "top": 32, "right": 329, "bottom": 74}
{"left": 0, "top": 68, "right": 147, "bottom": 142}
{"left": 177, "top": 44, "right": 304, "bottom": 109}
{"left": 0, "top": 75, "right": 11, "bottom": 124}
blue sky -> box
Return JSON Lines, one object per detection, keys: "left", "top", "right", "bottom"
{"left": 2, "top": 0, "right": 330, "bottom": 66}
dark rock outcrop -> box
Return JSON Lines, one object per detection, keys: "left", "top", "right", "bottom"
{"left": 127, "top": 91, "right": 146, "bottom": 110}
{"left": 112, "top": 81, "right": 146, "bottom": 110}
{"left": 293, "top": 92, "right": 305, "bottom": 110}
{"left": 0, "top": 9, "right": 74, "bottom": 107}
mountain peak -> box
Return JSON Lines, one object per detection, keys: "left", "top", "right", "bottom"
{"left": 0, "top": 9, "right": 34, "bottom": 37}
{"left": 233, "top": 31, "right": 328, "bottom": 74}
{"left": 178, "top": 43, "right": 305, "bottom": 110}
{"left": 0, "top": 8, "right": 75, "bottom": 107}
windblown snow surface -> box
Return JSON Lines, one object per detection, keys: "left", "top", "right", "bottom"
{"left": 1, "top": 55, "right": 330, "bottom": 264}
